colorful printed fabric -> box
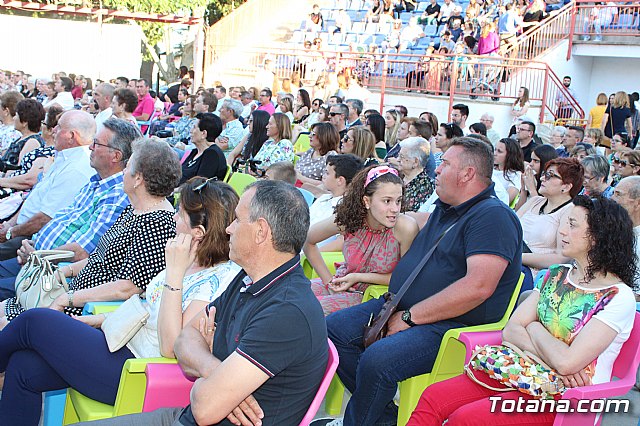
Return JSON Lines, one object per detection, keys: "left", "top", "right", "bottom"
{"left": 310, "top": 224, "right": 401, "bottom": 315}
{"left": 253, "top": 138, "right": 294, "bottom": 170}
{"left": 403, "top": 168, "right": 435, "bottom": 212}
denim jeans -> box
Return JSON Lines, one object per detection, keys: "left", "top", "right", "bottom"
{"left": 327, "top": 297, "right": 466, "bottom": 426}
{"left": 0, "top": 256, "right": 22, "bottom": 301}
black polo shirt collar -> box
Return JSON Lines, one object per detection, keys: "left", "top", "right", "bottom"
{"left": 435, "top": 183, "right": 497, "bottom": 218}
{"left": 241, "top": 254, "right": 301, "bottom": 296}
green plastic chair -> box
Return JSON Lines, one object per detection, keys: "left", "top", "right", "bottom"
{"left": 223, "top": 165, "right": 232, "bottom": 182}
{"left": 301, "top": 252, "right": 344, "bottom": 280}
{"left": 294, "top": 133, "right": 311, "bottom": 154}
{"left": 226, "top": 172, "right": 257, "bottom": 196}
{"left": 62, "top": 357, "right": 178, "bottom": 424}
{"left": 324, "top": 273, "right": 524, "bottom": 425}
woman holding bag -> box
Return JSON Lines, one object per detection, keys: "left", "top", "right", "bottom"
{"left": 407, "top": 196, "right": 637, "bottom": 425}
{"left": 0, "top": 140, "right": 181, "bottom": 325}
{"left": 0, "top": 178, "right": 240, "bottom": 426}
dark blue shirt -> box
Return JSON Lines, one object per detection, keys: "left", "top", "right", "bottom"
{"left": 179, "top": 255, "right": 328, "bottom": 426}
{"left": 389, "top": 184, "right": 523, "bottom": 325}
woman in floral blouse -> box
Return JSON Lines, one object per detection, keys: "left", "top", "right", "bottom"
{"left": 253, "top": 113, "right": 294, "bottom": 174}
{"left": 397, "top": 136, "right": 435, "bottom": 212}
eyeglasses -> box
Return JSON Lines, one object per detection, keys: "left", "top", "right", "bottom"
{"left": 91, "top": 138, "right": 120, "bottom": 151}
{"left": 517, "top": 127, "right": 532, "bottom": 132}
{"left": 329, "top": 112, "right": 343, "bottom": 117}
{"left": 541, "top": 171, "right": 562, "bottom": 181}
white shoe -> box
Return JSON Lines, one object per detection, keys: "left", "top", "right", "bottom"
{"left": 580, "top": 35, "right": 591, "bottom": 41}
{"left": 326, "top": 419, "right": 344, "bottom": 426}
{"left": 594, "top": 36, "right": 603, "bottom": 42}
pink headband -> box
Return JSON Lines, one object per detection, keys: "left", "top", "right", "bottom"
{"left": 364, "top": 166, "right": 399, "bottom": 188}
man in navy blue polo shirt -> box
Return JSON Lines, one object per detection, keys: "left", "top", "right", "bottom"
{"left": 78, "top": 180, "right": 328, "bottom": 426}
{"left": 324, "top": 137, "right": 523, "bottom": 426}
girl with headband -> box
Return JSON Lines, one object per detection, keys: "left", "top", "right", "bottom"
{"left": 303, "top": 165, "right": 419, "bottom": 315}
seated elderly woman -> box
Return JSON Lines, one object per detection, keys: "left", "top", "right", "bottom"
{"left": 517, "top": 158, "right": 584, "bottom": 290}
{"left": 409, "top": 196, "right": 637, "bottom": 425}
{"left": 0, "top": 105, "right": 61, "bottom": 195}
{"left": 548, "top": 125, "right": 566, "bottom": 150}
{"left": 180, "top": 113, "right": 226, "bottom": 185}
{"left": 111, "top": 88, "right": 139, "bottom": 127}
{"left": 0, "top": 91, "right": 23, "bottom": 154}
{"left": 570, "top": 142, "right": 596, "bottom": 161}
{"left": 295, "top": 122, "right": 339, "bottom": 187}
{"left": 0, "top": 178, "right": 240, "bottom": 426}
{"left": 252, "top": 112, "right": 294, "bottom": 175}
{"left": 397, "top": 137, "right": 435, "bottom": 212}
{"left": 1, "top": 99, "right": 46, "bottom": 168}
{"left": 303, "top": 165, "right": 419, "bottom": 315}
{"left": 0, "top": 140, "right": 182, "bottom": 326}
{"left": 581, "top": 155, "right": 613, "bottom": 198}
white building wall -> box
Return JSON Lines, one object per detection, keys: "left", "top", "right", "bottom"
{"left": 0, "top": 14, "right": 142, "bottom": 81}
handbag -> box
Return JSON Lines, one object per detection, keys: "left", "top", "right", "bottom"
{"left": 465, "top": 342, "right": 566, "bottom": 399}
{"left": 362, "top": 221, "right": 458, "bottom": 348}
{"left": 14, "top": 250, "right": 75, "bottom": 310}
{"left": 101, "top": 294, "right": 150, "bottom": 353}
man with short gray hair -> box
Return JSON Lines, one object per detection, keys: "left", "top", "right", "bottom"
{"left": 480, "top": 113, "right": 500, "bottom": 146}
{"left": 612, "top": 176, "right": 640, "bottom": 295}
{"left": 216, "top": 99, "right": 245, "bottom": 157}
{"left": 92, "top": 83, "right": 115, "bottom": 132}
{"left": 78, "top": 180, "right": 329, "bottom": 426}
{"left": 346, "top": 99, "right": 363, "bottom": 128}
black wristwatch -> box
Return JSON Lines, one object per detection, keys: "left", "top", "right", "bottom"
{"left": 401, "top": 309, "right": 416, "bottom": 327}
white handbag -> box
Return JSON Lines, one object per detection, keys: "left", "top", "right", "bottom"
{"left": 101, "top": 294, "right": 150, "bottom": 353}
{"left": 14, "top": 250, "right": 75, "bottom": 310}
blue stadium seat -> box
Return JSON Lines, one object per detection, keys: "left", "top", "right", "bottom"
{"left": 364, "top": 22, "right": 378, "bottom": 34}
{"left": 423, "top": 24, "right": 438, "bottom": 36}
{"left": 400, "top": 12, "right": 413, "bottom": 23}
{"left": 344, "top": 33, "right": 358, "bottom": 44}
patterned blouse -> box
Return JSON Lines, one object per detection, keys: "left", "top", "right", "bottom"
{"left": 167, "top": 116, "right": 197, "bottom": 147}
{"left": 5, "top": 206, "right": 175, "bottom": 320}
{"left": 295, "top": 148, "right": 337, "bottom": 181}
{"left": 254, "top": 138, "right": 294, "bottom": 170}
{"left": 403, "top": 168, "right": 435, "bottom": 212}
{"left": 12, "top": 145, "right": 56, "bottom": 177}
{"left": 2, "top": 134, "right": 45, "bottom": 166}
{"left": 0, "top": 124, "right": 21, "bottom": 152}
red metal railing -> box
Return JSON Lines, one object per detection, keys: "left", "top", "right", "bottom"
{"left": 205, "top": 45, "right": 585, "bottom": 123}
{"left": 501, "top": 2, "right": 574, "bottom": 62}
{"left": 567, "top": 0, "right": 640, "bottom": 59}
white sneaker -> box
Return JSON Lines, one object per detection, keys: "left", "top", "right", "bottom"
{"left": 594, "top": 36, "right": 603, "bottom": 42}
{"left": 326, "top": 419, "right": 344, "bottom": 426}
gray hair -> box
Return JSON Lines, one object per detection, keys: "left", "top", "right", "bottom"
{"left": 128, "top": 139, "right": 181, "bottom": 197}
{"left": 246, "top": 180, "right": 309, "bottom": 254}
{"left": 102, "top": 117, "right": 141, "bottom": 165}
{"left": 63, "top": 110, "right": 96, "bottom": 145}
{"left": 480, "top": 113, "right": 494, "bottom": 122}
{"left": 552, "top": 125, "right": 567, "bottom": 137}
{"left": 223, "top": 99, "right": 243, "bottom": 119}
{"left": 346, "top": 98, "right": 363, "bottom": 116}
{"left": 98, "top": 83, "right": 115, "bottom": 100}
{"left": 622, "top": 176, "right": 640, "bottom": 200}
{"left": 399, "top": 136, "right": 430, "bottom": 166}
{"left": 581, "top": 155, "right": 610, "bottom": 181}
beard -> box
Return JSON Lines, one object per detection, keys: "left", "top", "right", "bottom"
{"left": 563, "top": 82, "right": 570, "bottom": 87}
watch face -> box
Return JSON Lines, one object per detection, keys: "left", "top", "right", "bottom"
{"left": 402, "top": 310, "right": 410, "bottom": 321}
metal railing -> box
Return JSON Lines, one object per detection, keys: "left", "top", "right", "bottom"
{"left": 568, "top": 0, "right": 640, "bottom": 57}
{"left": 501, "top": 2, "right": 574, "bottom": 61}
{"left": 205, "top": 45, "right": 585, "bottom": 123}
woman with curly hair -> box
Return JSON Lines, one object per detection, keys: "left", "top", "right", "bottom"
{"left": 494, "top": 138, "right": 524, "bottom": 206}
{"left": 409, "top": 195, "right": 637, "bottom": 425}
{"left": 303, "top": 165, "right": 419, "bottom": 315}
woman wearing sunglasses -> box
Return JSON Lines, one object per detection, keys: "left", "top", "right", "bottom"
{"left": 517, "top": 158, "right": 584, "bottom": 291}
{"left": 613, "top": 151, "right": 640, "bottom": 187}
{"left": 295, "top": 122, "right": 339, "bottom": 188}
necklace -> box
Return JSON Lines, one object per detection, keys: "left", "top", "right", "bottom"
{"left": 538, "top": 198, "right": 572, "bottom": 215}
{"left": 134, "top": 198, "right": 165, "bottom": 215}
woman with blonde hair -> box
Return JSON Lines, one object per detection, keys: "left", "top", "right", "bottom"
{"left": 384, "top": 109, "right": 402, "bottom": 151}
{"left": 341, "top": 126, "right": 379, "bottom": 167}
{"left": 602, "top": 91, "right": 633, "bottom": 140}
{"left": 583, "top": 128, "right": 606, "bottom": 155}
{"left": 587, "top": 92, "right": 608, "bottom": 130}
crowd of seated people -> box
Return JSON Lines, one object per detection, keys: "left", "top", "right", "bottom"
{"left": 0, "top": 64, "right": 639, "bottom": 426}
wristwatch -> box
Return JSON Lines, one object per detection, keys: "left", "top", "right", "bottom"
{"left": 67, "top": 290, "right": 75, "bottom": 308}
{"left": 401, "top": 309, "right": 417, "bottom": 327}
{"left": 5, "top": 227, "right": 12, "bottom": 240}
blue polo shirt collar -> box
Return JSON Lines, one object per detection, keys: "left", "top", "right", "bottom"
{"left": 242, "top": 255, "right": 301, "bottom": 297}
{"left": 435, "top": 183, "right": 497, "bottom": 218}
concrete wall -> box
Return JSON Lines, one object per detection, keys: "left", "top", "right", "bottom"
{"left": 0, "top": 14, "right": 142, "bottom": 81}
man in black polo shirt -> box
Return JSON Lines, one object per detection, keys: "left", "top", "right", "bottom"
{"left": 80, "top": 181, "right": 328, "bottom": 426}
{"left": 516, "top": 120, "right": 540, "bottom": 163}
{"left": 324, "top": 138, "right": 522, "bottom": 426}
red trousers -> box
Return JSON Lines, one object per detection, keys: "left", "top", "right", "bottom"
{"left": 407, "top": 372, "right": 557, "bottom": 426}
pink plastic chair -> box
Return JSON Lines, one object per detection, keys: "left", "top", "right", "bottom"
{"left": 141, "top": 339, "right": 339, "bottom": 426}
{"left": 457, "top": 311, "right": 640, "bottom": 426}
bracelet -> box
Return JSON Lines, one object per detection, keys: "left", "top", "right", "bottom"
{"left": 68, "top": 265, "right": 75, "bottom": 277}
{"left": 163, "top": 282, "right": 182, "bottom": 291}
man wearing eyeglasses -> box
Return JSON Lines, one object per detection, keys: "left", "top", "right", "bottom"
{"left": 515, "top": 120, "right": 539, "bottom": 162}
{"left": 256, "top": 88, "right": 275, "bottom": 116}
{"left": 329, "top": 103, "right": 349, "bottom": 140}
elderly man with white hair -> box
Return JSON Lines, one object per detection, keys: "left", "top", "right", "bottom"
{"left": 215, "top": 98, "right": 245, "bottom": 157}
{"left": 480, "top": 113, "right": 500, "bottom": 146}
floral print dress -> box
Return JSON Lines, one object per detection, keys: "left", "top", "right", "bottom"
{"left": 253, "top": 138, "right": 294, "bottom": 170}
{"left": 310, "top": 224, "right": 401, "bottom": 315}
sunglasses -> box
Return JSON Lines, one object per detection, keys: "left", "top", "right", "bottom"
{"left": 193, "top": 176, "right": 218, "bottom": 196}
{"left": 329, "top": 112, "right": 343, "bottom": 117}
{"left": 613, "top": 157, "right": 629, "bottom": 167}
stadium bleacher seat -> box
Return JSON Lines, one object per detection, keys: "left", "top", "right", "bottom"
{"left": 351, "top": 21, "right": 365, "bottom": 33}
{"left": 424, "top": 24, "right": 438, "bottom": 36}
